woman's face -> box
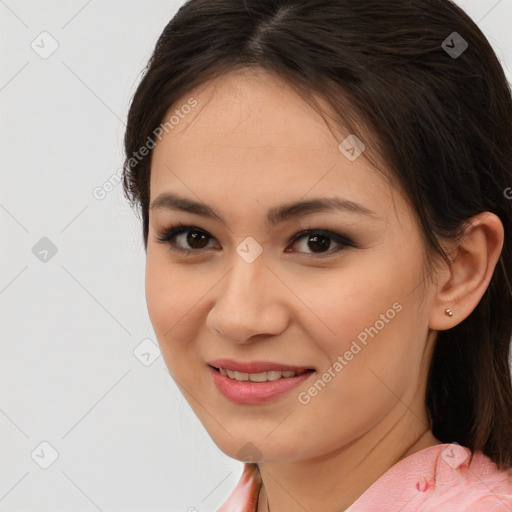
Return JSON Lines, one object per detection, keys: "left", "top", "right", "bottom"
{"left": 146, "top": 68, "right": 439, "bottom": 462}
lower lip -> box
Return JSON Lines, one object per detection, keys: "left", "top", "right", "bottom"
{"left": 208, "top": 365, "right": 315, "bottom": 404}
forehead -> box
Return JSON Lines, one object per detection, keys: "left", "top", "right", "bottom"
{"left": 149, "top": 68, "right": 400, "bottom": 223}
{"left": 158, "top": 68, "right": 342, "bottom": 152}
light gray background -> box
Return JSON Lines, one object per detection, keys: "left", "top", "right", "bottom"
{"left": 1, "top": 1, "right": 511, "bottom": 511}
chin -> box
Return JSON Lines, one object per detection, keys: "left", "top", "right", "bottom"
{"left": 209, "top": 433, "right": 304, "bottom": 464}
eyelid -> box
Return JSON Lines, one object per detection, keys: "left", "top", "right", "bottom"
{"left": 288, "top": 228, "right": 353, "bottom": 247}
{"left": 155, "top": 224, "right": 219, "bottom": 253}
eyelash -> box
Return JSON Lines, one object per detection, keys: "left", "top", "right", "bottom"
{"left": 155, "top": 223, "right": 355, "bottom": 258}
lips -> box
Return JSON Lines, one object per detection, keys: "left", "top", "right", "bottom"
{"left": 208, "top": 364, "right": 315, "bottom": 404}
{"left": 207, "top": 358, "right": 314, "bottom": 374}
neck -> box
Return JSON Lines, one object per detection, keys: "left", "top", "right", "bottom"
{"left": 257, "top": 417, "right": 440, "bottom": 512}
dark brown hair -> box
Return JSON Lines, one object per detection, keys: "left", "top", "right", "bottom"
{"left": 122, "top": 0, "right": 512, "bottom": 469}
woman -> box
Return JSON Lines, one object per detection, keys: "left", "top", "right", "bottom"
{"left": 122, "top": 0, "right": 512, "bottom": 510}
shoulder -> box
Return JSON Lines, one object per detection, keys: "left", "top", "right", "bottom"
{"left": 429, "top": 445, "right": 512, "bottom": 511}
{"left": 347, "top": 443, "right": 512, "bottom": 511}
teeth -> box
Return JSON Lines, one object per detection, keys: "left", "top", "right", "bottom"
{"left": 218, "top": 367, "right": 302, "bottom": 382}
{"left": 249, "top": 372, "right": 273, "bottom": 382}
{"left": 264, "top": 371, "right": 285, "bottom": 381}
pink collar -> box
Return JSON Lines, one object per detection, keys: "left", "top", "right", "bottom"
{"left": 217, "top": 443, "right": 512, "bottom": 511}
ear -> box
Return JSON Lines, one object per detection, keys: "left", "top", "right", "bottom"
{"left": 429, "top": 212, "right": 504, "bottom": 331}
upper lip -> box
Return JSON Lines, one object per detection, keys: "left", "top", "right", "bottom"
{"left": 208, "top": 359, "right": 315, "bottom": 374}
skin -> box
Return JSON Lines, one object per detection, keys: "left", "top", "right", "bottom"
{"left": 145, "top": 67, "right": 504, "bottom": 512}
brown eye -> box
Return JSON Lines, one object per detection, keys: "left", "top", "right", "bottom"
{"left": 186, "top": 230, "right": 210, "bottom": 249}
{"left": 156, "top": 224, "right": 218, "bottom": 253}
{"left": 305, "top": 233, "right": 331, "bottom": 253}
{"left": 286, "top": 229, "right": 353, "bottom": 256}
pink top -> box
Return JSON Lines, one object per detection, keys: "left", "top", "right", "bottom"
{"left": 217, "top": 443, "right": 512, "bottom": 511}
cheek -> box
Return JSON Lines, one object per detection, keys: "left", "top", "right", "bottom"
{"left": 144, "top": 254, "right": 216, "bottom": 369}
{"left": 290, "top": 260, "right": 424, "bottom": 409}
{"left": 145, "top": 265, "right": 196, "bottom": 382}
{"left": 144, "top": 255, "right": 197, "bottom": 346}
{"left": 145, "top": 256, "right": 173, "bottom": 334}
{"left": 293, "top": 310, "right": 417, "bottom": 453}
{"left": 289, "top": 264, "right": 406, "bottom": 355}
{"left": 301, "top": 296, "right": 423, "bottom": 429}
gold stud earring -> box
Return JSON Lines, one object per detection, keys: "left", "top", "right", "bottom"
{"left": 444, "top": 308, "right": 454, "bottom": 317}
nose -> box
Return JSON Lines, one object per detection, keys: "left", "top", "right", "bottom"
{"left": 206, "top": 256, "right": 289, "bottom": 344}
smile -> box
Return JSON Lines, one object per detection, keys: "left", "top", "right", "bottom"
{"left": 208, "top": 364, "right": 315, "bottom": 404}
{"left": 214, "top": 367, "right": 311, "bottom": 382}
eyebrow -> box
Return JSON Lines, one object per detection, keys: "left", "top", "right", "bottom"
{"left": 150, "top": 192, "right": 380, "bottom": 227}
